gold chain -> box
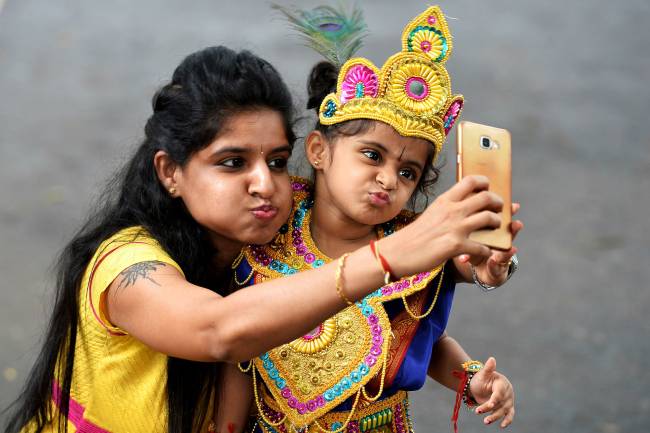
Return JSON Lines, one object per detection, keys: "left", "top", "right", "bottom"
{"left": 312, "top": 388, "right": 362, "bottom": 433}
{"left": 231, "top": 249, "right": 255, "bottom": 286}
{"left": 401, "top": 266, "right": 445, "bottom": 320}
{"left": 335, "top": 253, "right": 354, "bottom": 305}
{"left": 233, "top": 266, "right": 254, "bottom": 286}
{"left": 231, "top": 250, "right": 246, "bottom": 269}
{"left": 238, "top": 360, "right": 253, "bottom": 373}
{"left": 360, "top": 349, "right": 389, "bottom": 402}
{"left": 252, "top": 364, "right": 287, "bottom": 427}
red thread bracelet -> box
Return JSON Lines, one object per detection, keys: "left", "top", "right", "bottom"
{"left": 369, "top": 240, "right": 397, "bottom": 284}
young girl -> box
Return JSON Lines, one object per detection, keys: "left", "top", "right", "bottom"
{"left": 231, "top": 6, "right": 522, "bottom": 433}
{"left": 3, "top": 45, "right": 503, "bottom": 433}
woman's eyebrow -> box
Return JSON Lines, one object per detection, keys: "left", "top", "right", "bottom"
{"left": 266, "top": 144, "right": 292, "bottom": 154}
{"left": 211, "top": 146, "right": 249, "bottom": 158}
{"left": 211, "top": 144, "right": 292, "bottom": 159}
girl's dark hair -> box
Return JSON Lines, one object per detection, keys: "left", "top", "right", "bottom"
{"left": 307, "top": 61, "right": 439, "bottom": 207}
{"left": 3, "top": 46, "right": 295, "bottom": 433}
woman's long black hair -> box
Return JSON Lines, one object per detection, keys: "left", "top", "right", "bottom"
{"left": 3, "top": 46, "right": 295, "bottom": 433}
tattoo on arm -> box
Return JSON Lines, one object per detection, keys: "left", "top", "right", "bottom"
{"left": 117, "top": 260, "right": 166, "bottom": 290}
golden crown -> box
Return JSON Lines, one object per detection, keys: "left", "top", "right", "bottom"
{"left": 318, "top": 6, "right": 464, "bottom": 156}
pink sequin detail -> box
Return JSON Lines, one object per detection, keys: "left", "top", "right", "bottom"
{"left": 427, "top": 15, "right": 437, "bottom": 25}
{"left": 420, "top": 40, "right": 432, "bottom": 52}
{"left": 302, "top": 324, "right": 324, "bottom": 341}
{"left": 340, "top": 64, "right": 379, "bottom": 104}
{"left": 281, "top": 387, "right": 292, "bottom": 398}
{"left": 443, "top": 100, "right": 463, "bottom": 134}
{"left": 304, "top": 253, "right": 316, "bottom": 264}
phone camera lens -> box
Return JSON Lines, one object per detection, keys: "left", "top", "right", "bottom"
{"left": 480, "top": 137, "right": 491, "bottom": 149}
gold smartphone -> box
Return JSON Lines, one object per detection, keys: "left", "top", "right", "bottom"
{"left": 456, "top": 121, "right": 512, "bottom": 250}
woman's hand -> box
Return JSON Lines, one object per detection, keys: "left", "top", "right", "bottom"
{"left": 456, "top": 203, "right": 523, "bottom": 286}
{"left": 382, "top": 175, "right": 504, "bottom": 278}
{"left": 469, "top": 357, "right": 515, "bottom": 428}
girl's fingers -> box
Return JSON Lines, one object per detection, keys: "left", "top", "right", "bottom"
{"left": 489, "top": 248, "right": 517, "bottom": 267}
{"left": 483, "top": 357, "right": 497, "bottom": 374}
{"left": 500, "top": 407, "right": 515, "bottom": 428}
{"left": 475, "top": 389, "right": 502, "bottom": 414}
{"left": 483, "top": 405, "right": 508, "bottom": 425}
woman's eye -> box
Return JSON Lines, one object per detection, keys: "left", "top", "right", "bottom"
{"left": 362, "top": 150, "right": 380, "bottom": 162}
{"left": 268, "top": 157, "right": 288, "bottom": 170}
{"left": 399, "top": 168, "right": 416, "bottom": 181}
{"left": 220, "top": 157, "right": 245, "bottom": 168}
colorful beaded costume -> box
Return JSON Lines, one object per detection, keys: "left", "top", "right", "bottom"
{"left": 234, "top": 179, "right": 456, "bottom": 433}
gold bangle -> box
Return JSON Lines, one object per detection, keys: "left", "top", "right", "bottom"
{"left": 335, "top": 253, "right": 353, "bottom": 305}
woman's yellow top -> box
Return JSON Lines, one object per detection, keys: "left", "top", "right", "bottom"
{"left": 25, "top": 226, "right": 185, "bottom": 433}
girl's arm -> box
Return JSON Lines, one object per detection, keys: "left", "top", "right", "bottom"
{"left": 427, "top": 333, "right": 515, "bottom": 428}
{"left": 212, "top": 363, "right": 253, "bottom": 433}
{"left": 105, "top": 176, "right": 503, "bottom": 363}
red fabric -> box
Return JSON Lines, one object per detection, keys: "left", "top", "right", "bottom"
{"left": 369, "top": 240, "right": 397, "bottom": 282}
{"left": 451, "top": 370, "right": 469, "bottom": 433}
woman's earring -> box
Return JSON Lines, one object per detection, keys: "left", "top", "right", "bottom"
{"left": 313, "top": 160, "right": 320, "bottom": 167}
{"left": 169, "top": 187, "right": 177, "bottom": 195}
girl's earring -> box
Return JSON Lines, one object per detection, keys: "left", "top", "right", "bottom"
{"left": 169, "top": 187, "right": 177, "bottom": 195}
{"left": 314, "top": 160, "right": 320, "bottom": 167}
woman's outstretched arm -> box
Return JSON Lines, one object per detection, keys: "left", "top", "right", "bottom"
{"left": 106, "top": 175, "right": 503, "bottom": 362}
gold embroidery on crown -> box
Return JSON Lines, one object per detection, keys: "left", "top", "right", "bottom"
{"left": 319, "top": 5, "right": 463, "bottom": 158}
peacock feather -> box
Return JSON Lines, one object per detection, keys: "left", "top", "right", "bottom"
{"left": 272, "top": 2, "right": 368, "bottom": 67}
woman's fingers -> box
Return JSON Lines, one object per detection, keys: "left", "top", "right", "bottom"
{"left": 462, "top": 190, "right": 504, "bottom": 216}
{"left": 511, "top": 202, "right": 520, "bottom": 215}
{"left": 461, "top": 241, "right": 493, "bottom": 261}
{"left": 510, "top": 220, "right": 524, "bottom": 239}
{"left": 463, "top": 210, "right": 502, "bottom": 233}
{"left": 447, "top": 175, "right": 490, "bottom": 201}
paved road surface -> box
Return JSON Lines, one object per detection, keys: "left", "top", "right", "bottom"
{"left": 1, "top": 1, "right": 649, "bottom": 432}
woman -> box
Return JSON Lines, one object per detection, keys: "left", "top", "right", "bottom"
{"left": 3, "top": 46, "right": 503, "bottom": 433}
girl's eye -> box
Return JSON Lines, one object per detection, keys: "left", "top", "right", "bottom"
{"left": 399, "top": 168, "right": 416, "bottom": 181}
{"left": 362, "top": 150, "right": 380, "bottom": 162}
{"left": 220, "top": 157, "right": 245, "bottom": 168}
{"left": 268, "top": 157, "right": 288, "bottom": 170}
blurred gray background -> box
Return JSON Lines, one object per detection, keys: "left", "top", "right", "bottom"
{"left": 1, "top": 0, "right": 649, "bottom": 432}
